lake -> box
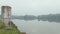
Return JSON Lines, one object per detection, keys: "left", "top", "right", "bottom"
{"left": 12, "top": 19, "right": 60, "bottom": 34}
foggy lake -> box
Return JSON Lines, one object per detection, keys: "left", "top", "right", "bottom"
{"left": 12, "top": 19, "right": 60, "bottom": 34}
{"left": 0, "top": 0, "right": 60, "bottom": 34}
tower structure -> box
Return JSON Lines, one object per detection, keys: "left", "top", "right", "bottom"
{"left": 1, "top": 6, "right": 11, "bottom": 29}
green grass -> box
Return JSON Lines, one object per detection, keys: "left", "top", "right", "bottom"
{"left": 0, "top": 19, "right": 21, "bottom": 34}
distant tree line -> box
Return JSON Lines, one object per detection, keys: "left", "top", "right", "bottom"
{"left": 38, "top": 14, "right": 60, "bottom": 22}
{"left": 0, "top": 14, "right": 60, "bottom": 22}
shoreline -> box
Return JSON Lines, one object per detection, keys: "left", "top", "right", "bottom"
{"left": 0, "top": 19, "right": 21, "bottom": 34}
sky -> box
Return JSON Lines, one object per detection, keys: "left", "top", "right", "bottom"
{"left": 0, "top": 0, "right": 60, "bottom": 16}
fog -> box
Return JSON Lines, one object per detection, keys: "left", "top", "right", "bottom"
{"left": 0, "top": 0, "right": 60, "bottom": 16}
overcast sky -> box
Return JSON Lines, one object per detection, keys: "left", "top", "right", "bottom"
{"left": 0, "top": 0, "right": 60, "bottom": 16}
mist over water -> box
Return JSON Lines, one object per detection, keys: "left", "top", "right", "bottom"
{"left": 0, "top": 0, "right": 60, "bottom": 34}
{"left": 12, "top": 14, "right": 60, "bottom": 22}
{"left": 12, "top": 19, "right": 60, "bottom": 34}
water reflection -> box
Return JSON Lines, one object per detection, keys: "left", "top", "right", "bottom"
{"left": 12, "top": 14, "right": 60, "bottom": 22}
{"left": 12, "top": 19, "right": 60, "bottom": 34}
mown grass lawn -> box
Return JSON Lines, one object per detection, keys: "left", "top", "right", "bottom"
{"left": 0, "top": 19, "right": 20, "bottom": 34}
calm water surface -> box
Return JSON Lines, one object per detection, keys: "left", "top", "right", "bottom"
{"left": 12, "top": 19, "right": 60, "bottom": 34}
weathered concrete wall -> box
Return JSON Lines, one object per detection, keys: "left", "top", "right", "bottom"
{"left": 1, "top": 6, "right": 11, "bottom": 29}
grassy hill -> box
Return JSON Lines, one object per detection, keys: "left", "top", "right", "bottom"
{"left": 0, "top": 19, "right": 21, "bottom": 34}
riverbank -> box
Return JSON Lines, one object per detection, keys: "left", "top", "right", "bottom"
{"left": 0, "top": 19, "right": 21, "bottom": 34}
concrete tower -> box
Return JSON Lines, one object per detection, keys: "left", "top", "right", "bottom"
{"left": 1, "top": 6, "right": 11, "bottom": 29}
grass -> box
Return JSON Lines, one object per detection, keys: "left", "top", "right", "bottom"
{"left": 0, "top": 19, "right": 21, "bottom": 34}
